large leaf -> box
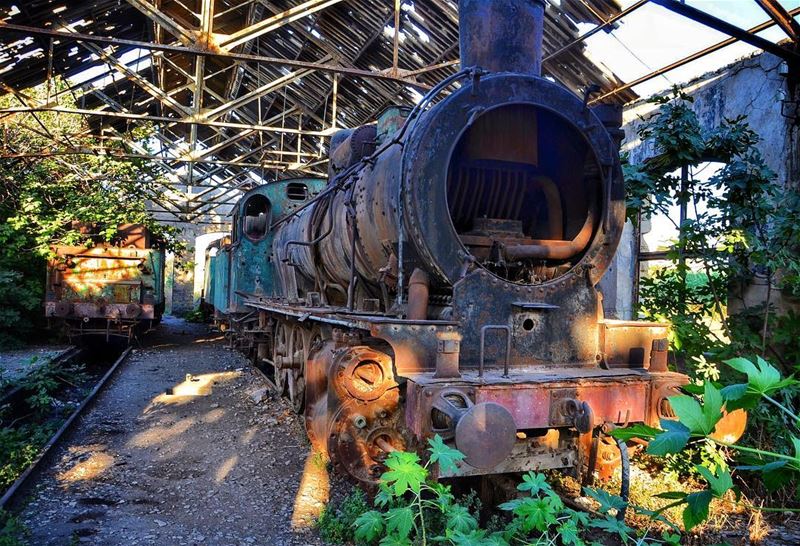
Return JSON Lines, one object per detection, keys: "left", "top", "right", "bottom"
{"left": 379, "top": 536, "right": 412, "bottom": 546}
{"left": 647, "top": 419, "right": 691, "bottom": 456}
{"left": 590, "top": 516, "right": 632, "bottom": 542}
{"left": 668, "top": 387, "right": 720, "bottom": 435}
{"left": 558, "top": 520, "right": 585, "bottom": 546}
{"left": 428, "top": 435, "right": 465, "bottom": 475}
{"left": 682, "top": 490, "right": 712, "bottom": 531}
{"left": 702, "top": 382, "right": 723, "bottom": 433}
{"left": 354, "top": 510, "right": 385, "bottom": 543}
{"left": 385, "top": 507, "right": 415, "bottom": 539}
{"left": 445, "top": 504, "right": 478, "bottom": 534}
{"left": 374, "top": 484, "right": 393, "bottom": 508}
{"left": 382, "top": 451, "right": 427, "bottom": 496}
{"left": 583, "top": 487, "right": 627, "bottom": 515}
{"left": 720, "top": 383, "right": 747, "bottom": 401}
{"left": 608, "top": 423, "right": 659, "bottom": 442}
{"left": 668, "top": 395, "right": 706, "bottom": 433}
{"left": 724, "top": 356, "right": 796, "bottom": 396}
{"left": 516, "top": 472, "right": 551, "bottom": 496}
{"left": 511, "top": 497, "right": 558, "bottom": 533}
{"left": 694, "top": 465, "right": 733, "bottom": 497}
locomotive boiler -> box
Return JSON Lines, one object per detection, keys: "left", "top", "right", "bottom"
{"left": 234, "top": 0, "right": 686, "bottom": 483}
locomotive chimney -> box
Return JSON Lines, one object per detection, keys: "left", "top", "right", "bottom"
{"left": 458, "top": 0, "right": 546, "bottom": 76}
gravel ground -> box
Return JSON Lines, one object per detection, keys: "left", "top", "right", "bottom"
{"left": 18, "top": 317, "right": 334, "bottom": 546}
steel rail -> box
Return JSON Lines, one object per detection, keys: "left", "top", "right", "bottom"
{"left": 0, "top": 347, "right": 133, "bottom": 510}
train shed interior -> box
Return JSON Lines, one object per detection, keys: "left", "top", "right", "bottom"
{"left": 1, "top": 1, "right": 799, "bottom": 545}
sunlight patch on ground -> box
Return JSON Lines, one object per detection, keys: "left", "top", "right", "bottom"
{"left": 192, "top": 336, "right": 226, "bottom": 344}
{"left": 57, "top": 448, "right": 115, "bottom": 485}
{"left": 240, "top": 427, "right": 257, "bottom": 446}
{"left": 127, "top": 418, "right": 195, "bottom": 449}
{"left": 215, "top": 455, "right": 239, "bottom": 483}
{"left": 144, "top": 371, "right": 241, "bottom": 409}
{"left": 291, "top": 450, "right": 330, "bottom": 530}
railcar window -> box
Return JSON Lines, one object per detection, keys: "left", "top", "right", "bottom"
{"left": 286, "top": 182, "right": 308, "bottom": 201}
{"left": 242, "top": 194, "right": 271, "bottom": 241}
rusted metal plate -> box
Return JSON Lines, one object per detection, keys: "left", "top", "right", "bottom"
{"left": 600, "top": 320, "right": 669, "bottom": 369}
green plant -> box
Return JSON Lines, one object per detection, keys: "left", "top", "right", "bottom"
{"left": 0, "top": 77, "right": 185, "bottom": 346}
{"left": 317, "top": 489, "right": 371, "bottom": 544}
{"left": 16, "top": 358, "right": 86, "bottom": 416}
{"left": 0, "top": 509, "right": 27, "bottom": 546}
{"left": 0, "top": 422, "right": 57, "bottom": 491}
{"left": 182, "top": 307, "right": 209, "bottom": 324}
{"left": 613, "top": 356, "right": 800, "bottom": 530}
{"left": 0, "top": 271, "right": 40, "bottom": 349}
{"left": 347, "top": 435, "right": 679, "bottom": 545}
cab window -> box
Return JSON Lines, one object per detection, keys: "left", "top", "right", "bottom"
{"left": 242, "top": 194, "right": 271, "bottom": 241}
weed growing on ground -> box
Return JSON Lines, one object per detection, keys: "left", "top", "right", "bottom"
{"left": 0, "top": 423, "right": 57, "bottom": 490}
{"left": 0, "top": 510, "right": 27, "bottom": 546}
{"left": 0, "top": 356, "right": 86, "bottom": 491}
{"left": 319, "top": 436, "right": 683, "bottom": 545}
{"left": 613, "top": 356, "right": 800, "bottom": 531}
{"left": 318, "top": 489, "right": 371, "bottom": 544}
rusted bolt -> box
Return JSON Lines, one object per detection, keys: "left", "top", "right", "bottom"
{"left": 352, "top": 414, "right": 367, "bottom": 429}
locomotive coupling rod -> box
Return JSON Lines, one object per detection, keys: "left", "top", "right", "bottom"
{"left": 479, "top": 325, "right": 512, "bottom": 378}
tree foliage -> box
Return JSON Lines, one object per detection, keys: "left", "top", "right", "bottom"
{"left": 0, "top": 78, "right": 182, "bottom": 346}
{"left": 625, "top": 91, "right": 800, "bottom": 372}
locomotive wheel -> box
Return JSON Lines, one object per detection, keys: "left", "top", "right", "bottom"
{"left": 272, "top": 321, "right": 291, "bottom": 395}
{"left": 286, "top": 326, "right": 306, "bottom": 414}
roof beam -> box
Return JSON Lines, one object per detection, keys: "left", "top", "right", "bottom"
{"left": 591, "top": 5, "right": 800, "bottom": 104}
{"left": 199, "top": 64, "right": 321, "bottom": 122}
{"left": 79, "top": 41, "right": 191, "bottom": 116}
{"left": 754, "top": 0, "right": 800, "bottom": 41}
{"left": 652, "top": 0, "right": 800, "bottom": 64}
{"left": 0, "top": 106, "right": 331, "bottom": 136}
{"left": 218, "top": 0, "right": 346, "bottom": 51}
{"left": 0, "top": 23, "right": 428, "bottom": 88}
{"left": 125, "top": 0, "right": 195, "bottom": 45}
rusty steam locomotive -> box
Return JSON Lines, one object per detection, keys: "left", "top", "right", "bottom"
{"left": 212, "top": 0, "right": 686, "bottom": 483}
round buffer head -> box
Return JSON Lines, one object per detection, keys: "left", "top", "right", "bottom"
{"left": 454, "top": 402, "right": 516, "bottom": 469}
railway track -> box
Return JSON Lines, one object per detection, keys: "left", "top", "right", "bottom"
{"left": 0, "top": 346, "right": 132, "bottom": 510}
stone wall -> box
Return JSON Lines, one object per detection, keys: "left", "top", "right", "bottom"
{"left": 600, "top": 51, "right": 798, "bottom": 319}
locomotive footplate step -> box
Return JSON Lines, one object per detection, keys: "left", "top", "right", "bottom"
{"left": 17, "top": 317, "right": 328, "bottom": 546}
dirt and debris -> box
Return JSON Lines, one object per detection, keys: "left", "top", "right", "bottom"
{"left": 18, "top": 317, "right": 339, "bottom": 545}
